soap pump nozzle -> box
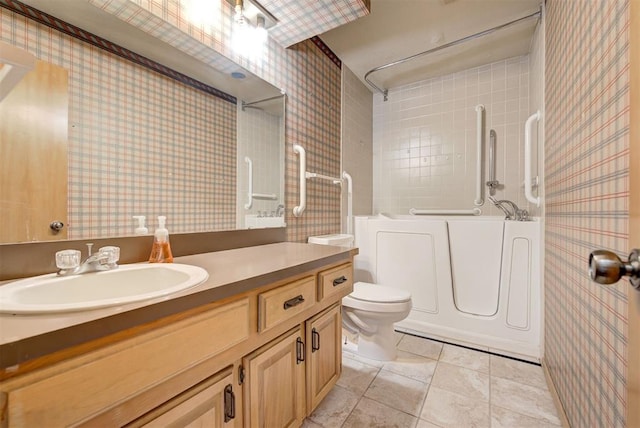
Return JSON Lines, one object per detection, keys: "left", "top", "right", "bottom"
{"left": 133, "top": 216, "right": 148, "bottom": 235}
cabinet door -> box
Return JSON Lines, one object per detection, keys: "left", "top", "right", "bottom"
{"left": 129, "top": 368, "right": 238, "bottom": 428}
{"left": 243, "top": 327, "right": 306, "bottom": 428}
{"left": 306, "top": 304, "right": 342, "bottom": 413}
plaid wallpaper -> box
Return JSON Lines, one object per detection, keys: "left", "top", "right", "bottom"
{"left": 282, "top": 41, "right": 342, "bottom": 242}
{"left": 0, "top": 6, "right": 237, "bottom": 239}
{"left": 1, "top": 0, "right": 346, "bottom": 242}
{"left": 544, "top": 0, "right": 630, "bottom": 426}
{"left": 97, "top": 0, "right": 344, "bottom": 242}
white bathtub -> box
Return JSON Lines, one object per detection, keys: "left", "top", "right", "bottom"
{"left": 354, "top": 214, "right": 541, "bottom": 361}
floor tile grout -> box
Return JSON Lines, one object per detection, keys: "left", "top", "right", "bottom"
{"left": 308, "top": 332, "right": 559, "bottom": 428}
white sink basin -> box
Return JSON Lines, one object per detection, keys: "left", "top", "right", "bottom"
{"left": 0, "top": 264, "right": 209, "bottom": 314}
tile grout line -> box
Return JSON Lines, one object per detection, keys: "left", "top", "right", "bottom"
{"left": 396, "top": 329, "right": 541, "bottom": 367}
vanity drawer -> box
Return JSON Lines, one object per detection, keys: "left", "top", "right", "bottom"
{"left": 318, "top": 263, "right": 353, "bottom": 300}
{"left": 258, "top": 276, "right": 316, "bottom": 332}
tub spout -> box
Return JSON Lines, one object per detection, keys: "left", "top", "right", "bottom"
{"left": 488, "top": 196, "right": 529, "bottom": 221}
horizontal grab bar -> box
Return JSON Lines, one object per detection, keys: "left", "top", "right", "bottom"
{"left": 252, "top": 193, "right": 277, "bottom": 200}
{"left": 306, "top": 171, "right": 342, "bottom": 184}
{"left": 410, "top": 208, "right": 482, "bottom": 216}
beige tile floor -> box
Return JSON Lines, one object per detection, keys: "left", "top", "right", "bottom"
{"left": 303, "top": 332, "right": 561, "bottom": 428}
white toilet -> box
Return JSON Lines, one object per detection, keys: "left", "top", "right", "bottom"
{"left": 342, "top": 282, "right": 412, "bottom": 361}
{"left": 308, "top": 234, "right": 413, "bottom": 361}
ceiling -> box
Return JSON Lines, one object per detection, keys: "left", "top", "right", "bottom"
{"left": 16, "top": 0, "right": 370, "bottom": 100}
{"left": 320, "top": 0, "right": 541, "bottom": 95}
{"left": 13, "top": 0, "right": 540, "bottom": 99}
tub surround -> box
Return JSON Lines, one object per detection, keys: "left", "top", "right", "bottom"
{"left": 0, "top": 242, "right": 356, "bottom": 373}
{"left": 354, "top": 215, "right": 541, "bottom": 361}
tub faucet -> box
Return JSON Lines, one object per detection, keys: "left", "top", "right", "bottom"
{"left": 276, "top": 204, "right": 285, "bottom": 217}
{"left": 488, "top": 196, "right": 529, "bottom": 221}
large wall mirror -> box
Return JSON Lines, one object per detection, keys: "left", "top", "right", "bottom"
{"left": 1, "top": 0, "right": 285, "bottom": 244}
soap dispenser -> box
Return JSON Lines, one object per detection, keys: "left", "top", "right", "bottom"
{"left": 133, "top": 216, "right": 148, "bottom": 235}
{"left": 149, "top": 216, "right": 173, "bottom": 263}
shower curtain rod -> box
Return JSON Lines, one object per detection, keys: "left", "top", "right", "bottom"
{"left": 241, "top": 94, "right": 285, "bottom": 110}
{"left": 364, "top": 8, "right": 542, "bottom": 101}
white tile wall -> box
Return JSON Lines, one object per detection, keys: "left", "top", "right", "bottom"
{"left": 342, "top": 66, "right": 374, "bottom": 230}
{"left": 373, "top": 56, "right": 532, "bottom": 216}
{"left": 236, "top": 103, "right": 284, "bottom": 227}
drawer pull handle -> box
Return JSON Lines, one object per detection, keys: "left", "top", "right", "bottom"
{"left": 311, "top": 328, "right": 320, "bottom": 352}
{"left": 333, "top": 276, "right": 348, "bottom": 287}
{"left": 224, "top": 384, "right": 235, "bottom": 422}
{"left": 296, "top": 337, "right": 305, "bottom": 364}
{"left": 284, "top": 295, "right": 305, "bottom": 309}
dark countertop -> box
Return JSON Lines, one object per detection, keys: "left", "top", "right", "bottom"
{"left": 0, "top": 242, "right": 356, "bottom": 371}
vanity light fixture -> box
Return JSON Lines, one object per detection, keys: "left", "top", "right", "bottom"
{"left": 226, "top": 0, "right": 277, "bottom": 30}
{"left": 227, "top": 0, "right": 277, "bottom": 58}
{"left": 182, "top": 0, "right": 222, "bottom": 28}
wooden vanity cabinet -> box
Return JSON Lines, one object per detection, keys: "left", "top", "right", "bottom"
{"left": 128, "top": 366, "right": 238, "bottom": 428}
{"left": 242, "top": 303, "right": 342, "bottom": 427}
{"left": 0, "top": 258, "right": 354, "bottom": 428}
{"left": 305, "top": 304, "right": 342, "bottom": 413}
{"left": 242, "top": 327, "right": 306, "bottom": 428}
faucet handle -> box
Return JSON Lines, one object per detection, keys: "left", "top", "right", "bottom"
{"left": 56, "top": 250, "right": 81, "bottom": 270}
{"left": 98, "top": 246, "right": 120, "bottom": 264}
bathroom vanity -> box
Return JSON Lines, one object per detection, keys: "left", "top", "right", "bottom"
{"left": 0, "top": 243, "right": 355, "bottom": 427}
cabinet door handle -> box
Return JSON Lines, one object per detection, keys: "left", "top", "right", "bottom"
{"left": 296, "top": 337, "right": 305, "bottom": 364}
{"left": 311, "top": 328, "right": 320, "bottom": 352}
{"left": 224, "top": 384, "right": 235, "bottom": 422}
{"left": 332, "top": 276, "right": 348, "bottom": 287}
{"left": 284, "top": 294, "right": 305, "bottom": 309}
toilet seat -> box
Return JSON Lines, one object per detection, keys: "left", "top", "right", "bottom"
{"left": 342, "top": 282, "right": 412, "bottom": 313}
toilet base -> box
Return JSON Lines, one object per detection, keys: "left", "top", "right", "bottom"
{"left": 355, "top": 323, "right": 397, "bottom": 361}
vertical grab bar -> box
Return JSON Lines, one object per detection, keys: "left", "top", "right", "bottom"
{"left": 293, "top": 144, "right": 306, "bottom": 217}
{"left": 486, "top": 130, "right": 499, "bottom": 195}
{"left": 244, "top": 156, "right": 253, "bottom": 210}
{"left": 474, "top": 105, "right": 485, "bottom": 206}
{"left": 524, "top": 110, "right": 541, "bottom": 207}
{"left": 342, "top": 171, "right": 353, "bottom": 235}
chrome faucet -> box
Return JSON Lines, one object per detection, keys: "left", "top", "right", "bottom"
{"left": 56, "top": 244, "right": 120, "bottom": 276}
{"left": 488, "top": 196, "right": 529, "bottom": 221}
{"left": 276, "top": 204, "right": 285, "bottom": 217}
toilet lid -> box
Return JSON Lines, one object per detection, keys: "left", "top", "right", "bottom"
{"left": 351, "top": 282, "right": 411, "bottom": 303}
